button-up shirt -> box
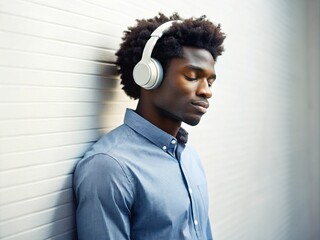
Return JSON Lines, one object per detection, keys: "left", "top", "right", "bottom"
{"left": 73, "top": 109, "right": 213, "bottom": 240}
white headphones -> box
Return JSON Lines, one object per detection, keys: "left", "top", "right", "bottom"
{"left": 133, "top": 20, "right": 180, "bottom": 89}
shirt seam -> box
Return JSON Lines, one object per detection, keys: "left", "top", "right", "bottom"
{"left": 93, "top": 152, "right": 136, "bottom": 201}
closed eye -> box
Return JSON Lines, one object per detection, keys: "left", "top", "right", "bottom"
{"left": 184, "top": 74, "right": 215, "bottom": 88}
{"left": 184, "top": 74, "right": 197, "bottom": 81}
{"left": 182, "top": 65, "right": 216, "bottom": 86}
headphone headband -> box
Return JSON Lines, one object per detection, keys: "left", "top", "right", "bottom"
{"left": 133, "top": 20, "right": 181, "bottom": 90}
{"left": 140, "top": 21, "right": 178, "bottom": 61}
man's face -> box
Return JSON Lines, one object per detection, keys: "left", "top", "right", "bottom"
{"left": 151, "top": 47, "right": 216, "bottom": 126}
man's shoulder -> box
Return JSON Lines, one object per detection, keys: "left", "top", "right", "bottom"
{"left": 83, "top": 124, "right": 134, "bottom": 159}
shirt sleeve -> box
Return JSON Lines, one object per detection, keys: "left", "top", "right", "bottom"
{"left": 206, "top": 218, "right": 213, "bottom": 240}
{"left": 73, "top": 153, "right": 134, "bottom": 240}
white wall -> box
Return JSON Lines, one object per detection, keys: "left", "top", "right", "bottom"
{"left": 0, "top": 0, "right": 319, "bottom": 239}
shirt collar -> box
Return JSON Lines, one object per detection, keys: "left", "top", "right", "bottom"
{"left": 124, "top": 109, "right": 188, "bottom": 153}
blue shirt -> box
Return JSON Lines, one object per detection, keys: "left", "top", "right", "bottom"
{"left": 73, "top": 109, "right": 213, "bottom": 240}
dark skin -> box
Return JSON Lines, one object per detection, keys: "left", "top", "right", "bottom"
{"left": 136, "top": 46, "right": 216, "bottom": 137}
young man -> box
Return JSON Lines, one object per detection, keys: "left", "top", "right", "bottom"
{"left": 74, "top": 13, "right": 225, "bottom": 240}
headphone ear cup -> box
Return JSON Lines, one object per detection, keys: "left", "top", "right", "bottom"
{"left": 149, "top": 58, "right": 163, "bottom": 89}
{"left": 133, "top": 58, "right": 163, "bottom": 90}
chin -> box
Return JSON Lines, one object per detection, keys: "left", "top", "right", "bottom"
{"left": 184, "top": 117, "right": 201, "bottom": 126}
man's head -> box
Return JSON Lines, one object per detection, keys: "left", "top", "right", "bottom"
{"left": 116, "top": 13, "right": 226, "bottom": 100}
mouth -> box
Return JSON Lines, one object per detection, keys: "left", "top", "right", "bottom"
{"left": 191, "top": 100, "right": 209, "bottom": 114}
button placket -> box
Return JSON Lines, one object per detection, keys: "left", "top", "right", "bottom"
{"left": 165, "top": 138, "right": 177, "bottom": 157}
{"left": 179, "top": 161, "right": 200, "bottom": 237}
{"left": 190, "top": 191, "right": 200, "bottom": 233}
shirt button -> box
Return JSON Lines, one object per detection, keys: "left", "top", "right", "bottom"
{"left": 162, "top": 146, "right": 167, "bottom": 151}
{"left": 194, "top": 219, "right": 198, "bottom": 225}
{"left": 189, "top": 187, "right": 193, "bottom": 194}
{"left": 171, "top": 139, "right": 176, "bottom": 144}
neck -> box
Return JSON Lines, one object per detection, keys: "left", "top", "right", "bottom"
{"left": 136, "top": 100, "right": 181, "bottom": 137}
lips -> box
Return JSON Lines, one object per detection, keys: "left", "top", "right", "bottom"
{"left": 191, "top": 100, "right": 209, "bottom": 113}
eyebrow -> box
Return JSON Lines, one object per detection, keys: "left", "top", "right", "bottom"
{"left": 184, "top": 65, "right": 216, "bottom": 80}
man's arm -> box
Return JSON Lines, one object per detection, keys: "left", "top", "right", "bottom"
{"left": 74, "top": 153, "right": 134, "bottom": 240}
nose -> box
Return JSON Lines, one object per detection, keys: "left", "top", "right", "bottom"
{"left": 196, "top": 78, "right": 212, "bottom": 99}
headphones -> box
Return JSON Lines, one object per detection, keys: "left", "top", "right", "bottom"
{"left": 133, "top": 20, "right": 180, "bottom": 89}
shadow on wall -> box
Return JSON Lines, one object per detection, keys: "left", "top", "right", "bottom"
{"left": 49, "top": 61, "right": 119, "bottom": 239}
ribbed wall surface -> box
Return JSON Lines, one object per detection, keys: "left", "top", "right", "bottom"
{"left": 0, "top": 0, "right": 319, "bottom": 239}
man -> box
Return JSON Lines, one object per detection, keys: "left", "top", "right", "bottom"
{"left": 74, "top": 13, "right": 225, "bottom": 239}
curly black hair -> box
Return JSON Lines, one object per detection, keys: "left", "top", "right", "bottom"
{"left": 115, "top": 13, "right": 226, "bottom": 99}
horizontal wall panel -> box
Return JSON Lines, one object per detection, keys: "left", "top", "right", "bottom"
{"left": 0, "top": 0, "right": 124, "bottom": 38}
{"left": 27, "top": 0, "right": 133, "bottom": 25}
{"left": 0, "top": 50, "right": 117, "bottom": 75}
{"left": 0, "top": 31, "right": 116, "bottom": 63}
{"left": 0, "top": 175, "right": 72, "bottom": 206}
{"left": 0, "top": 13, "right": 120, "bottom": 50}
{"left": 0, "top": 188, "right": 73, "bottom": 221}
{"left": 0, "top": 159, "right": 77, "bottom": 188}
{"left": 0, "top": 116, "right": 119, "bottom": 137}
{"left": 82, "top": 0, "right": 148, "bottom": 17}
{"left": 0, "top": 86, "right": 132, "bottom": 103}
{"left": 0, "top": 143, "right": 91, "bottom": 171}
{"left": 0, "top": 67, "right": 120, "bottom": 89}
{"left": 0, "top": 86, "right": 114, "bottom": 103}
{"left": 0, "top": 115, "right": 125, "bottom": 137}
{"left": 0, "top": 129, "right": 101, "bottom": 153}
{"left": 0, "top": 103, "right": 106, "bottom": 120}
{"left": 0, "top": 203, "right": 74, "bottom": 238}
{"left": 3, "top": 216, "right": 75, "bottom": 240}
{"left": 0, "top": 102, "right": 131, "bottom": 120}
